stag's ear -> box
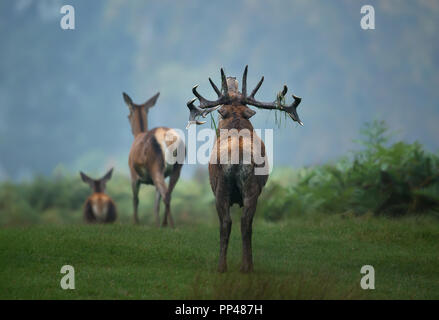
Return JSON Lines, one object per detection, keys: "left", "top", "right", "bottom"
{"left": 242, "top": 108, "right": 256, "bottom": 119}
{"left": 100, "top": 168, "right": 113, "bottom": 183}
{"left": 143, "top": 92, "right": 160, "bottom": 109}
{"left": 218, "top": 108, "right": 229, "bottom": 119}
{"left": 122, "top": 92, "right": 134, "bottom": 108}
{"left": 80, "top": 172, "right": 93, "bottom": 185}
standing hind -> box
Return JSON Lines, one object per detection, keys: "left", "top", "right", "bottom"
{"left": 123, "top": 92, "right": 185, "bottom": 227}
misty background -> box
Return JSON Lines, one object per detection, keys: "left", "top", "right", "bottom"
{"left": 0, "top": 0, "right": 438, "bottom": 180}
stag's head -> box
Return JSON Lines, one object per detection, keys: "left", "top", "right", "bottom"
{"left": 186, "top": 66, "right": 303, "bottom": 128}
{"left": 122, "top": 92, "right": 160, "bottom": 135}
{"left": 80, "top": 168, "right": 113, "bottom": 194}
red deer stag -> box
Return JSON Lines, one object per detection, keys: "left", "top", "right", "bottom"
{"left": 186, "top": 66, "right": 303, "bottom": 272}
{"left": 123, "top": 92, "right": 185, "bottom": 227}
{"left": 80, "top": 168, "right": 117, "bottom": 223}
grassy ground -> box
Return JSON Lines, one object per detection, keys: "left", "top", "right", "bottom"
{"left": 0, "top": 213, "right": 438, "bottom": 300}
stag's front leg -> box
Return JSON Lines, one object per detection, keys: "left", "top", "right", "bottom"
{"left": 216, "top": 196, "right": 231, "bottom": 273}
{"left": 241, "top": 196, "right": 257, "bottom": 273}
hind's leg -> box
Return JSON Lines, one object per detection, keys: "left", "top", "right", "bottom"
{"left": 151, "top": 172, "right": 170, "bottom": 227}
{"left": 154, "top": 188, "right": 161, "bottom": 227}
{"left": 131, "top": 180, "right": 140, "bottom": 224}
{"left": 83, "top": 200, "right": 96, "bottom": 223}
{"left": 106, "top": 201, "right": 117, "bottom": 223}
{"left": 164, "top": 164, "right": 182, "bottom": 228}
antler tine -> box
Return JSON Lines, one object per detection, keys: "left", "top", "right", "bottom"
{"left": 186, "top": 97, "right": 222, "bottom": 128}
{"left": 250, "top": 76, "right": 264, "bottom": 98}
{"left": 191, "top": 85, "right": 215, "bottom": 109}
{"left": 220, "top": 68, "right": 229, "bottom": 96}
{"left": 186, "top": 98, "right": 206, "bottom": 128}
{"left": 209, "top": 78, "right": 221, "bottom": 97}
{"left": 291, "top": 94, "right": 301, "bottom": 107}
{"left": 192, "top": 85, "right": 202, "bottom": 100}
{"left": 280, "top": 93, "right": 303, "bottom": 125}
{"left": 242, "top": 65, "right": 248, "bottom": 97}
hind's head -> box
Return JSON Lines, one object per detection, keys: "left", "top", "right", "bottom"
{"left": 80, "top": 168, "right": 113, "bottom": 193}
{"left": 122, "top": 92, "right": 160, "bottom": 135}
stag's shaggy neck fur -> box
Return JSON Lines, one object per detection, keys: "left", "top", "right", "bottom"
{"left": 217, "top": 105, "right": 254, "bottom": 131}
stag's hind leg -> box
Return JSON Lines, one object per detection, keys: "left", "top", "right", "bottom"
{"left": 216, "top": 196, "right": 232, "bottom": 273}
{"left": 240, "top": 194, "right": 258, "bottom": 273}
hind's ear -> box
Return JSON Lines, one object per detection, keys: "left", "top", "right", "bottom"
{"left": 80, "top": 172, "right": 93, "bottom": 185}
{"left": 143, "top": 92, "right": 160, "bottom": 109}
{"left": 101, "top": 168, "right": 113, "bottom": 183}
{"left": 122, "top": 92, "right": 134, "bottom": 108}
{"left": 242, "top": 108, "right": 256, "bottom": 119}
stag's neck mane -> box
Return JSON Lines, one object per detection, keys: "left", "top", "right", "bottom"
{"left": 218, "top": 118, "right": 254, "bottom": 131}
{"left": 217, "top": 105, "right": 255, "bottom": 132}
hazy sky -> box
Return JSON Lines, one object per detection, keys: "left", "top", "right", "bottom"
{"left": 0, "top": 0, "right": 438, "bottom": 179}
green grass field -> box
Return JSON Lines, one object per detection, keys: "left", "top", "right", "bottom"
{"left": 1, "top": 214, "right": 438, "bottom": 300}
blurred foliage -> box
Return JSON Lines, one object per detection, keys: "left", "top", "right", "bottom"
{"left": 260, "top": 120, "right": 439, "bottom": 220}
{"left": 1, "top": 121, "right": 438, "bottom": 226}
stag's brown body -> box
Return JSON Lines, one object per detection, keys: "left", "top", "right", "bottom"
{"left": 123, "top": 92, "right": 184, "bottom": 227}
{"left": 186, "top": 66, "right": 302, "bottom": 272}
{"left": 209, "top": 103, "right": 269, "bottom": 273}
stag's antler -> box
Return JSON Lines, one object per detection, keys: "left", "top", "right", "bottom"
{"left": 192, "top": 68, "right": 230, "bottom": 107}
{"left": 186, "top": 66, "right": 303, "bottom": 128}
{"left": 186, "top": 68, "right": 234, "bottom": 128}
{"left": 240, "top": 65, "right": 303, "bottom": 126}
{"left": 186, "top": 98, "right": 221, "bottom": 129}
